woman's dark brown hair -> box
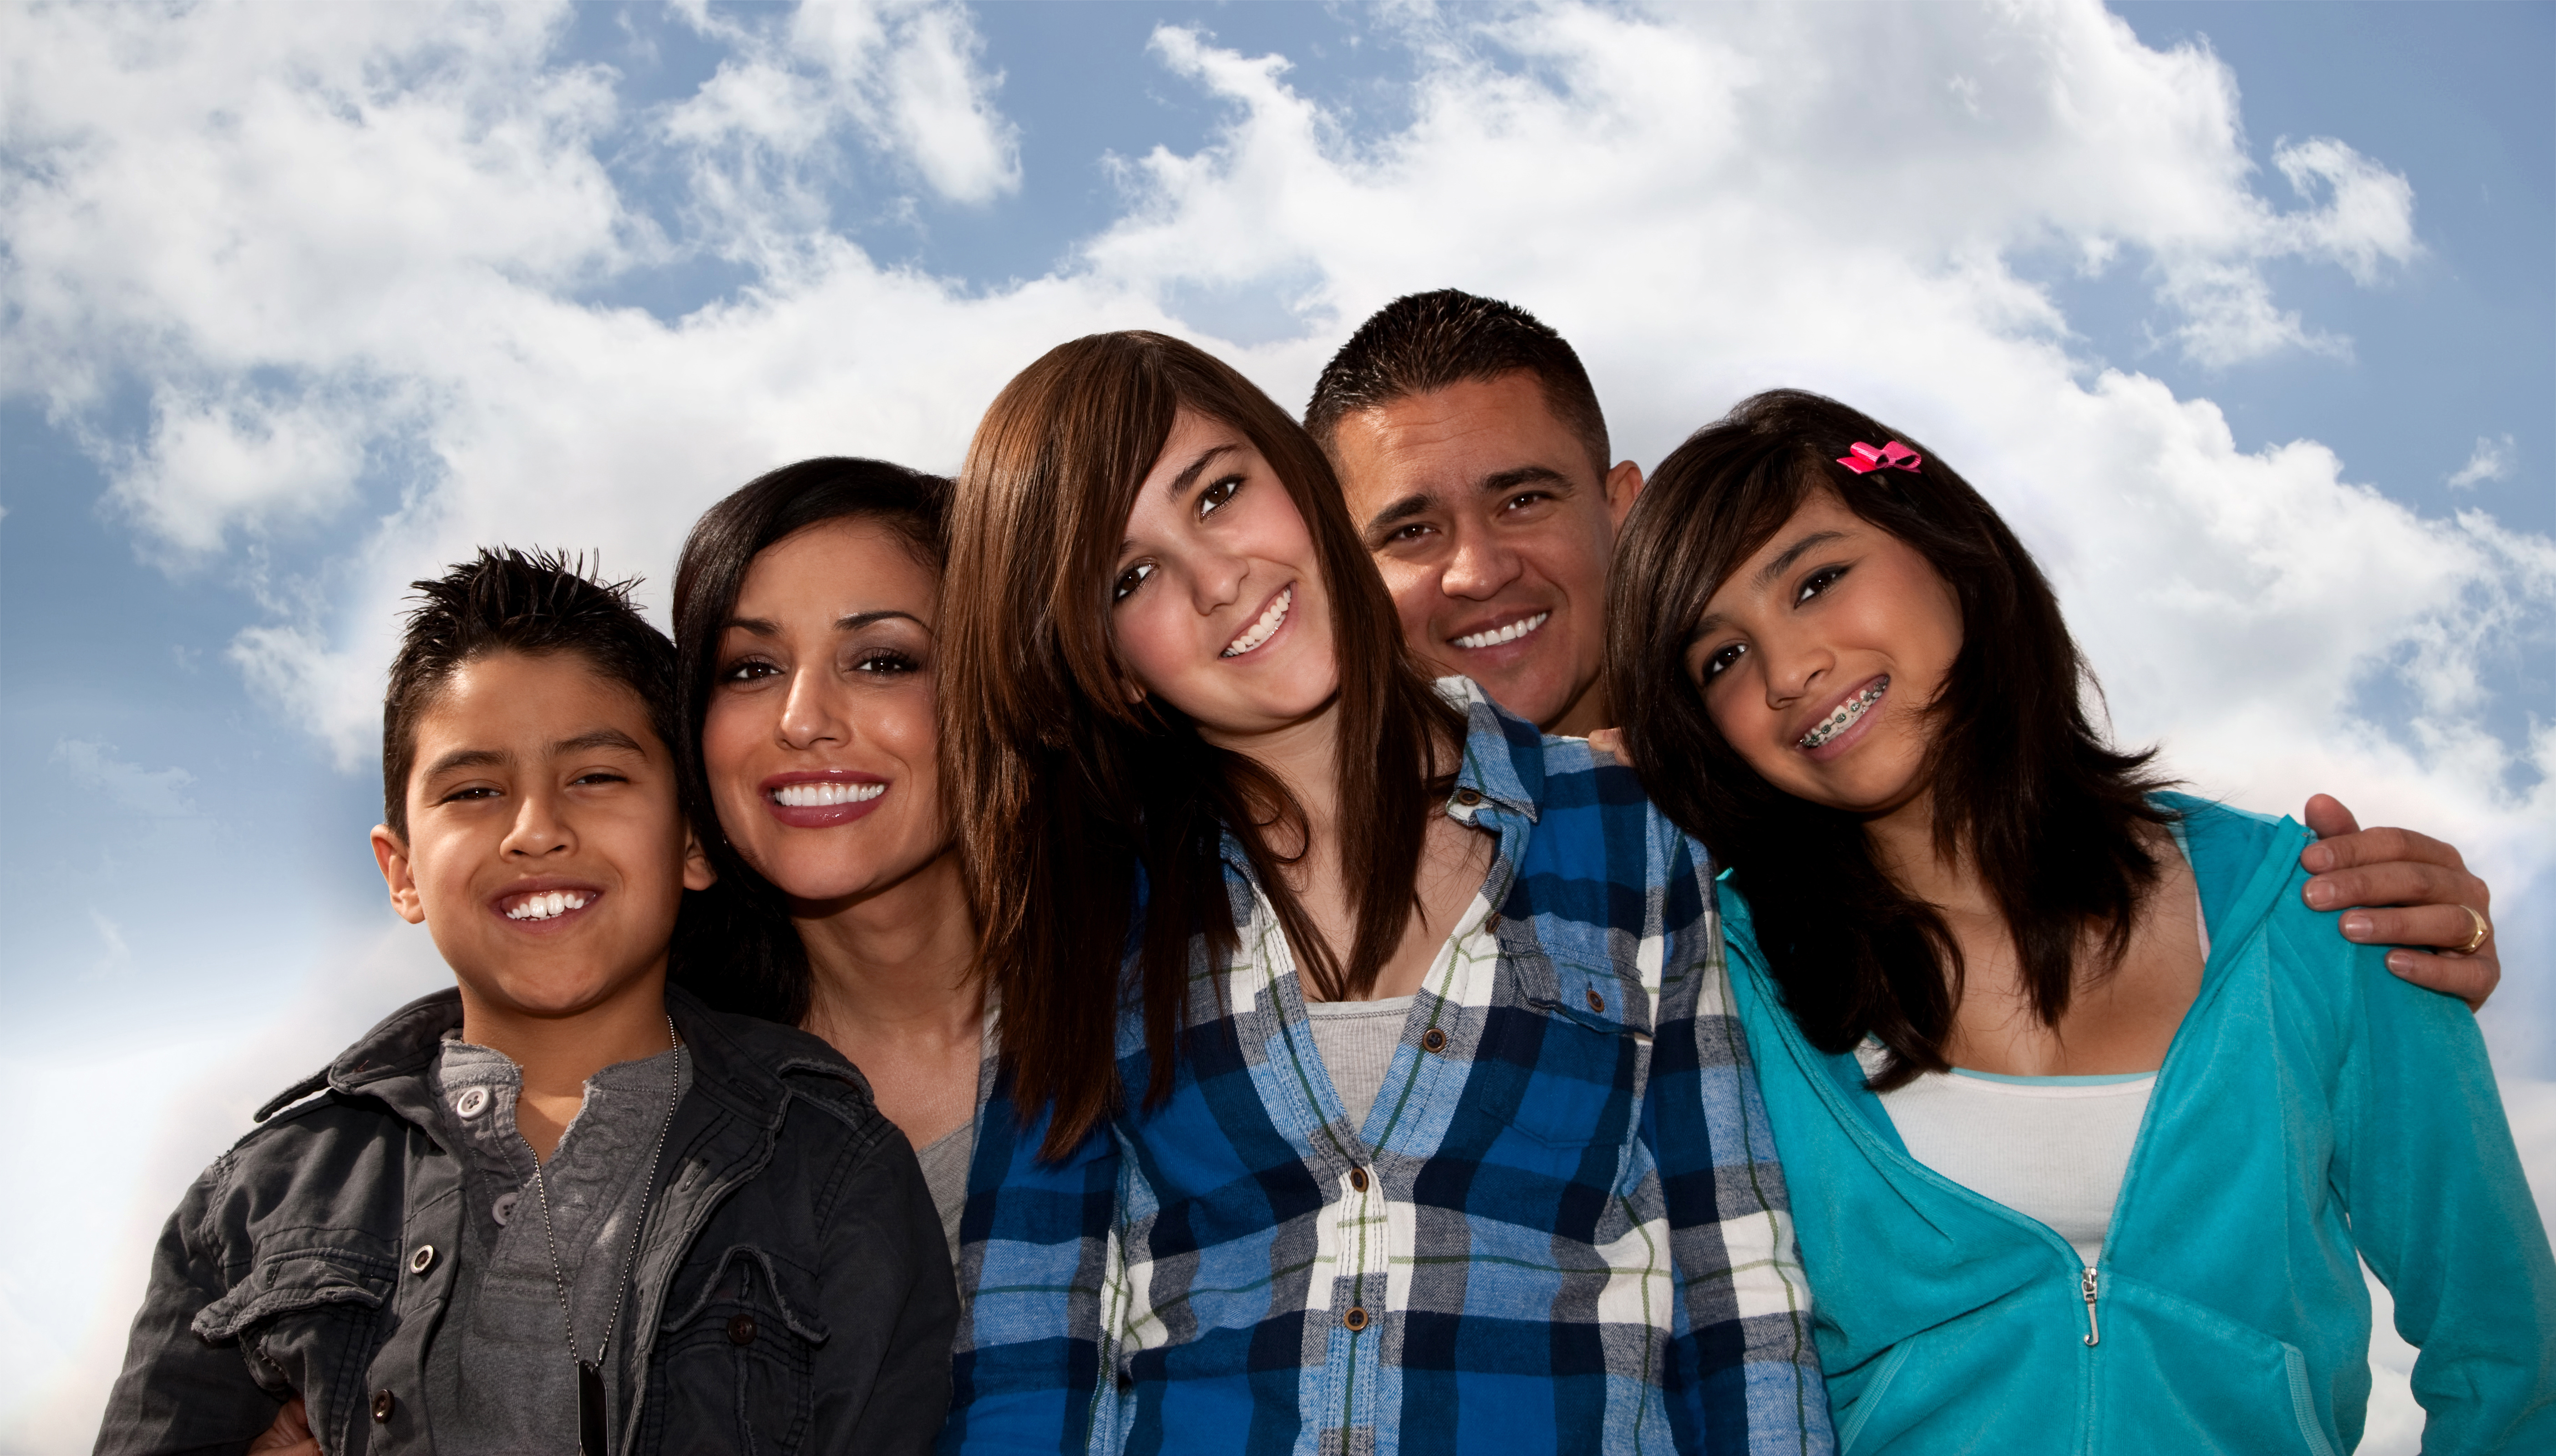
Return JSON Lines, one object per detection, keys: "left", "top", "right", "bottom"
{"left": 944, "top": 331, "right": 1460, "bottom": 1157}
{"left": 1605, "top": 389, "right": 2172, "bottom": 1090}
{"left": 666, "top": 456, "right": 951, "bottom": 1024}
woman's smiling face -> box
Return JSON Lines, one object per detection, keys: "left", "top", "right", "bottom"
{"left": 700, "top": 518, "right": 949, "bottom": 906}
{"left": 1109, "top": 408, "right": 1339, "bottom": 744}
{"left": 1686, "top": 486, "right": 1963, "bottom": 818}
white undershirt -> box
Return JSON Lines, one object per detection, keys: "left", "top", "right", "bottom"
{"left": 1872, "top": 832, "right": 2207, "bottom": 1266}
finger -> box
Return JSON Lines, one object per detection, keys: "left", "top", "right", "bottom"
{"left": 2386, "top": 945, "right": 2500, "bottom": 1012}
{"left": 1587, "top": 728, "right": 1631, "bottom": 764}
{"left": 2302, "top": 793, "right": 2361, "bottom": 844}
{"left": 2337, "top": 903, "right": 2493, "bottom": 950}
{"left": 2299, "top": 823, "right": 2468, "bottom": 877}
{"left": 2304, "top": 862, "right": 2488, "bottom": 915}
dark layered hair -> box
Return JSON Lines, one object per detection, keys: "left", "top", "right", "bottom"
{"left": 1304, "top": 288, "right": 1612, "bottom": 478}
{"left": 666, "top": 457, "right": 951, "bottom": 1023}
{"left": 944, "top": 331, "right": 1461, "bottom": 1157}
{"left": 1606, "top": 389, "right": 2172, "bottom": 1089}
{"left": 382, "top": 547, "right": 679, "bottom": 839}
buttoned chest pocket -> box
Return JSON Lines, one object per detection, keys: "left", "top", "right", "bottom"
{"left": 193, "top": 1243, "right": 394, "bottom": 1441}
{"left": 647, "top": 1245, "right": 828, "bottom": 1455}
{"left": 1477, "top": 954, "right": 1653, "bottom": 1185}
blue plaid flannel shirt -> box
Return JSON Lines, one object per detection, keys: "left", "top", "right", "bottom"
{"left": 947, "top": 685, "right": 1830, "bottom": 1455}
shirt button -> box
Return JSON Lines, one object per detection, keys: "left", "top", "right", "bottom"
{"left": 453, "top": 1086, "right": 489, "bottom": 1118}
{"left": 1343, "top": 1306, "right": 1369, "bottom": 1332}
{"left": 1421, "top": 1027, "right": 1448, "bottom": 1053}
{"left": 406, "top": 1244, "right": 436, "bottom": 1276}
{"left": 1452, "top": 788, "right": 1484, "bottom": 808}
{"left": 727, "top": 1313, "right": 757, "bottom": 1346}
{"left": 492, "top": 1190, "right": 519, "bottom": 1225}
{"left": 371, "top": 1390, "right": 396, "bottom": 1423}
{"left": 1586, "top": 989, "right": 1606, "bottom": 1014}
{"left": 1349, "top": 1167, "right": 1369, "bottom": 1192}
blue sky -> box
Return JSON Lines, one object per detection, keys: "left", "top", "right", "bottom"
{"left": 2, "top": 3, "right": 2549, "bottom": 1448}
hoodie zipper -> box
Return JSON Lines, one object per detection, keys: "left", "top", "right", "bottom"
{"left": 2080, "top": 1265, "right": 2101, "bottom": 1346}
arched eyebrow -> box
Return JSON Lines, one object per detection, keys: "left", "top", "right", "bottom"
{"left": 1685, "top": 530, "right": 1856, "bottom": 646}
{"left": 1121, "top": 443, "right": 1241, "bottom": 555}
{"left": 724, "top": 609, "right": 927, "bottom": 637}
{"left": 1755, "top": 530, "right": 1849, "bottom": 588}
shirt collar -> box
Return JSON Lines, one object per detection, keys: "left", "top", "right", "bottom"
{"left": 1437, "top": 676, "right": 1542, "bottom": 826}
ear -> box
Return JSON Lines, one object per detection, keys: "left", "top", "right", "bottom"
{"left": 370, "top": 826, "right": 427, "bottom": 925}
{"left": 1603, "top": 459, "right": 1645, "bottom": 529}
{"left": 681, "top": 821, "right": 720, "bottom": 892}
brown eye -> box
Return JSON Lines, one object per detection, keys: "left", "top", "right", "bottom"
{"left": 1701, "top": 642, "right": 1747, "bottom": 682}
{"left": 1113, "top": 563, "right": 1156, "bottom": 603}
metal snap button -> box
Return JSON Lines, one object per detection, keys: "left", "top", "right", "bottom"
{"left": 1421, "top": 1027, "right": 1448, "bottom": 1053}
{"left": 727, "top": 1313, "right": 757, "bottom": 1346}
{"left": 406, "top": 1244, "right": 435, "bottom": 1276}
{"left": 371, "top": 1390, "right": 396, "bottom": 1423}
{"left": 492, "top": 1190, "right": 519, "bottom": 1225}
{"left": 453, "top": 1086, "right": 489, "bottom": 1119}
{"left": 1586, "top": 989, "right": 1606, "bottom": 1014}
{"left": 1343, "top": 1306, "right": 1369, "bottom": 1331}
{"left": 1452, "top": 787, "right": 1484, "bottom": 808}
{"left": 1349, "top": 1167, "right": 1369, "bottom": 1193}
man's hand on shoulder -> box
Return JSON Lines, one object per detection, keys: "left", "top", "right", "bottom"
{"left": 2300, "top": 794, "right": 2498, "bottom": 1010}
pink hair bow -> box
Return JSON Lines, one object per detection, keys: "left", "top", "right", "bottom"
{"left": 1837, "top": 440, "right": 1922, "bottom": 475}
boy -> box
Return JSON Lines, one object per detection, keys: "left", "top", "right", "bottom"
{"left": 96, "top": 548, "right": 955, "bottom": 1455}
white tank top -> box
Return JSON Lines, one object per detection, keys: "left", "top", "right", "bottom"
{"left": 1871, "top": 832, "right": 2206, "bottom": 1265}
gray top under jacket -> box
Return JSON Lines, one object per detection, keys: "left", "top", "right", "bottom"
{"left": 428, "top": 1037, "right": 689, "bottom": 1453}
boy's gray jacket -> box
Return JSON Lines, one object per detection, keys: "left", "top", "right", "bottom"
{"left": 94, "top": 986, "right": 957, "bottom": 1456}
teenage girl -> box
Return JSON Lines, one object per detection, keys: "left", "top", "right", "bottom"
{"left": 934, "top": 333, "right": 1827, "bottom": 1453}
{"left": 1603, "top": 389, "right": 2553, "bottom": 1453}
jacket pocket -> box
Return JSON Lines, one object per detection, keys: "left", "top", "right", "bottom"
{"left": 2101, "top": 1277, "right": 2343, "bottom": 1456}
{"left": 648, "top": 1243, "right": 831, "bottom": 1455}
{"left": 193, "top": 1241, "right": 394, "bottom": 1437}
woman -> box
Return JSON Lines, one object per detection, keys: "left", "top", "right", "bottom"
{"left": 935, "top": 332, "right": 1826, "bottom": 1454}
{"left": 668, "top": 457, "right": 987, "bottom": 1256}
{"left": 1604, "top": 389, "right": 2554, "bottom": 1452}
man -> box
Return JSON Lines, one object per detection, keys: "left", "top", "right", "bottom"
{"left": 1305, "top": 288, "right": 2502, "bottom": 1002}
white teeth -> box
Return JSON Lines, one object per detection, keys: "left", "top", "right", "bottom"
{"left": 1452, "top": 612, "right": 1550, "bottom": 651}
{"left": 1222, "top": 585, "right": 1293, "bottom": 658}
{"left": 1800, "top": 678, "right": 1889, "bottom": 750}
{"left": 771, "top": 781, "right": 887, "bottom": 808}
{"left": 505, "top": 890, "right": 589, "bottom": 921}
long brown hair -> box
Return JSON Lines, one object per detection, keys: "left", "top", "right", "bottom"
{"left": 944, "top": 331, "right": 1460, "bottom": 1156}
{"left": 1606, "top": 389, "right": 2172, "bottom": 1090}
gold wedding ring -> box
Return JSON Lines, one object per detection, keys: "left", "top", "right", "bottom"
{"left": 2457, "top": 905, "right": 2491, "bottom": 956}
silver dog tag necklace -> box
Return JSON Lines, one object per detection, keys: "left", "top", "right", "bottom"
{"left": 523, "top": 1015, "right": 681, "bottom": 1456}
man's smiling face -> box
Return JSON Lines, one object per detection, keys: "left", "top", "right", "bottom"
{"left": 1328, "top": 370, "right": 1641, "bottom": 735}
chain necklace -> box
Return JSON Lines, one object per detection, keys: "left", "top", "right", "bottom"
{"left": 523, "top": 1014, "right": 682, "bottom": 1456}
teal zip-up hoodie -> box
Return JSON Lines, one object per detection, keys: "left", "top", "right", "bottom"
{"left": 1721, "top": 794, "right": 2555, "bottom": 1454}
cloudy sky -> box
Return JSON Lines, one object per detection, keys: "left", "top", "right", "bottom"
{"left": 2, "top": 1, "right": 2548, "bottom": 1448}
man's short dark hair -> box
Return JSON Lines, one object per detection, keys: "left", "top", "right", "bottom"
{"left": 381, "top": 547, "right": 680, "bottom": 838}
{"left": 1305, "top": 289, "right": 1611, "bottom": 479}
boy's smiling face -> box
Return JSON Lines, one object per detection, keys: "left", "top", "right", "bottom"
{"left": 370, "top": 649, "right": 714, "bottom": 1022}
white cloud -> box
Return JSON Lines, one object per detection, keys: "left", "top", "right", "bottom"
{"left": 2449, "top": 432, "right": 2517, "bottom": 489}
{"left": 50, "top": 740, "right": 197, "bottom": 818}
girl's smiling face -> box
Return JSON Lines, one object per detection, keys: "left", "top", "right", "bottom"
{"left": 1110, "top": 408, "right": 1339, "bottom": 744}
{"left": 700, "top": 518, "right": 949, "bottom": 906}
{"left": 1686, "top": 486, "right": 1963, "bottom": 818}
